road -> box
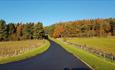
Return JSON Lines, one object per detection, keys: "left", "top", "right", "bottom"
{"left": 0, "top": 40, "right": 92, "bottom": 70}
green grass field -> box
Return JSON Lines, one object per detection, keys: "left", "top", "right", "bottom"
{"left": 0, "top": 40, "right": 50, "bottom": 64}
{"left": 65, "top": 37, "right": 115, "bottom": 56}
{"left": 51, "top": 38, "right": 115, "bottom": 70}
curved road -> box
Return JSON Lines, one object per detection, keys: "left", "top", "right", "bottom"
{"left": 0, "top": 40, "right": 91, "bottom": 70}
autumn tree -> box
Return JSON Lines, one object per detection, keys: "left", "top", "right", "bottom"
{"left": 53, "top": 24, "right": 64, "bottom": 38}
{"left": 16, "top": 23, "right": 24, "bottom": 40}
{"left": 48, "top": 18, "right": 115, "bottom": 38}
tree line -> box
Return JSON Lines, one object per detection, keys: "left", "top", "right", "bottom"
{"left": 0, "top": 19, "right": 46, "bottom": 41}
{"left": 46, "top": 18, "right": 115, "bottom": 38}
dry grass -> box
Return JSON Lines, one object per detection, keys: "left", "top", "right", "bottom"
{"left": 0, "top": 40, "right": 45, "bottom": 57}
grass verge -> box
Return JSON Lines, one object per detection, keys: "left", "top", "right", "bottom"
{"left": 0, "top": 40, "right": 50, "bottom": 64}
{"left": 51, "top": 38, "right": 115, "bottom": 70}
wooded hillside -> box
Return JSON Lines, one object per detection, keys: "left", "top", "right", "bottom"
{"left": 46, "top": 18, "right": 115, "bottom": 38}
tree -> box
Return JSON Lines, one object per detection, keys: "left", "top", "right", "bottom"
{"left": 47, "top": 18, "right": 115, "bottom": 38}
{"left": 16, "top": 23, "right": 24, "bottom": 40}
{"left": 45, "top": 24, "right": 56, "bottom": 37}
{"left": 110, "top": 19, "right": 115, "bottom": 36}
{"left": 53, "top": 24, "right": 64, "bottom": 38}
{"left": 0, "top": 20, "right": 8, "bottom": 41}
{"left": 22, "top": 23, "right": 33, "bottom": 39}
{"left": 33, "top": 22, "right": 45, "bottom": 39}
{"left": 7, "top": 23, "right": 17, "bottom": 40}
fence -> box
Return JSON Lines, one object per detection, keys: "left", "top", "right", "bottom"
{"left": 65, "top": 41, "right": 115, "bottom": 61}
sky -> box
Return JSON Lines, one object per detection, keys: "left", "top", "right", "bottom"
{"left": 0, "top": 0, "right": 115, "bottom": 26}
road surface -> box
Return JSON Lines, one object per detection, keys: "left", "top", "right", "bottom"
{"left": 0, "top": 40, "right": 92, "bottom": 70}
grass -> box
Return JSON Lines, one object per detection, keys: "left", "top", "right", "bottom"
{"left": 51, "top": 38, "right": 115, "bottom": 70}
{"left": 65, "top": 37, "right": 115, "bottom": 56}
{"left": 0, "top": 40, "right": 50, "bottom": 64}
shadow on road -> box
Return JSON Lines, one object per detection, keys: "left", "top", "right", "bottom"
{"left": 64, "top": 68, "right": 90, "bottom": 70}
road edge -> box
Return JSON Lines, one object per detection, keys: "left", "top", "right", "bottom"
{"left": 51, "top": 38, "right": 95, "bottom": 70}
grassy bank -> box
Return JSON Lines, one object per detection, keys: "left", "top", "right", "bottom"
{"left": 0, "top": 40, "right": 50, "bottom": 64}
{"left": 51, "top": 38, "right": 115, "bottom": 70}
{"left": 66, "top": 37, "right": 115, "bottom": 56}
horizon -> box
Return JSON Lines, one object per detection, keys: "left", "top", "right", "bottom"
{"left": 0, "top": 0, "right": 115, "bottom": 26}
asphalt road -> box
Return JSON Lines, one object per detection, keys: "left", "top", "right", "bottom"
{"left": 0, "top": 40, "right": 92, "bottom": 70}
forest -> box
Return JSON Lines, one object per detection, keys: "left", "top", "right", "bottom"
{"left": 46, "top": 18, "right": 115, "bottom": 38}
{"left": 1, "top": 18, "right": 115, "bottom": 41}
{"left": 0, "top": 19, "right": 45, "bottom": 41}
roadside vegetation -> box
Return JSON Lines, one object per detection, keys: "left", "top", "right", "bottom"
{"left": 52, "top": 38, "right": 115, "bottom": 70}
{"left": 0, "top": 40, "right": 50, "bottom": 64}
{"left": 66, "top": 37, "right": 115, "bottom": 57}
{"left": 47, "top": 18, "right": 115, "bottom": 70}
{"left": 0, "top": 19, "right": 50, "bottom": 64}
